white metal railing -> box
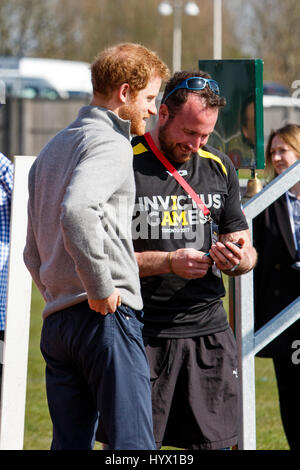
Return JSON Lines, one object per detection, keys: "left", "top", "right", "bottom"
{"left": 234, "top": 159, "right": 300, "bottom": 450}
{"left": 0, "top": 156, "right": 35, "bottom": 450}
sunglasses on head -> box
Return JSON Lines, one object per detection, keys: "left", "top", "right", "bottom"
{"left": 161, "top": 76, "right": 220, "bottom": 104}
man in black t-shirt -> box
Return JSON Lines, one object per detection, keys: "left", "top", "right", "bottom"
{"left": 132, "top": 71, "right": 257, "bottom": 450}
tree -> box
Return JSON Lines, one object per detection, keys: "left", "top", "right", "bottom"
{"left": 229, "top": 0, "right": 300, "bottom": 89}
{"left": 77, "top": 0, "right": 240, "bottom": 71}
{"left": 0, "top": 0, "right": 84, "bottom": 58}
{"left": 0, "top": 0, "right": 240, "bottom": 74}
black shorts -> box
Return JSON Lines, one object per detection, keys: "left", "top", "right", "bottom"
{"left": 144, "top": 327, "right": 239, "bottom": 450}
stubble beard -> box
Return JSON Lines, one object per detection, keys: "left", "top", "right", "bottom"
{"left": 158, "top": 121, "right": 192, "bottom": 163}
{"left": 119, "top": 103, "right": 147, "bottom": 136}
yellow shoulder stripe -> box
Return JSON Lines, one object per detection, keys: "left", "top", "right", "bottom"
{"left": 197, "top": 148, "right": 227, "bottom": 175}
{"left": 133, "top": 143, "right": 148, "bottom": 155}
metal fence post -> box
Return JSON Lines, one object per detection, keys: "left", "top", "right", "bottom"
{"left": 235, "top": 267, "right": 256, "bottom": 449}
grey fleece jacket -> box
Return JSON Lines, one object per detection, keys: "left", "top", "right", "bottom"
{"left": 24, "top": 106, "right": 143, "bottom": 318}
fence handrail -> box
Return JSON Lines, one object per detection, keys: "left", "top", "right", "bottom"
{"left": 254, "top": 297, "right": 300, "bottom": 356}
{"left": 235, "top": 158, "right": 300, "bottom": 450}
{"left": 243, "top": 159, "right": 300, "bottom": 219}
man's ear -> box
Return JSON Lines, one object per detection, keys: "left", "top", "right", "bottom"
{"left": 118, "top": 83, "right": 131, "bottom": 104}
{"left": 158, "top": 103, "right": 169, "bottom": 125}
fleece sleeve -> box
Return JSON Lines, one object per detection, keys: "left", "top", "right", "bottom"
{"left": 60, "top": 134, "right": 133, "bottom": 300}
{"left": 23, "top": 205, "right": 47, "bottom": 298}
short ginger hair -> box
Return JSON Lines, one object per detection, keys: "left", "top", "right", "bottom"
{"left": 91, "top": 43, "right": 170, "bottom": 98}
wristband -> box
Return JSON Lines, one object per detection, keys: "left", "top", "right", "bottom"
{"left": 167, "top": 252, "right": 174, "bottom": 273}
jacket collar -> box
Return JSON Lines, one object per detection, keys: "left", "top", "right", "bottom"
{"left": 77, "top": 105, "right": 132, "bottom": 141}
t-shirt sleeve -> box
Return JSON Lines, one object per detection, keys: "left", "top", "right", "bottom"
{"left": 219, "top": 158, "right": 248, "bottom": 234}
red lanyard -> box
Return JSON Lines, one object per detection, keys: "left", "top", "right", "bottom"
{"left": 144, "top": 132, "right": 212, "bottom": 222}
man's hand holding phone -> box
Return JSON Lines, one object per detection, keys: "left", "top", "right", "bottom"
{"left": 208, "top": 238, "right": 245, "bottom": 273}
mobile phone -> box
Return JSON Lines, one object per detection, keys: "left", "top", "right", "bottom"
{"left": 226, "top": 242, "right": 242, "bottom": 253}
{"left": 205, "top": 242, "right": 242, "bottom": 257}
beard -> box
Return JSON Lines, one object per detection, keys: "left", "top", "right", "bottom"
{"left": 119, "top": 102, "right": 148, "bottom": 136}
{"left": 158, "top": 120, "right": 193, "bottom": 163}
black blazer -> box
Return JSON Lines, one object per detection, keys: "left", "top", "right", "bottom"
{"left": 253, "top": 193, "right": 300, "bottom": 357}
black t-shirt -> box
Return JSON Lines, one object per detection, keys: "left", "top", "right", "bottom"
{"left": 132, "top": 135, "right": 248, "bottom": 338}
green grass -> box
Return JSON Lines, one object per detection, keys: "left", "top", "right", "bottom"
{"left": 255, "top": 358, "right": 289, "bottom": 450}
{"left": 23, "top": 283, "right": 289, "bottom": 450}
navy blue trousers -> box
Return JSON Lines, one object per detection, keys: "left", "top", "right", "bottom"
{"left": 40, "top": 302, "right": 156, "bottom": 450}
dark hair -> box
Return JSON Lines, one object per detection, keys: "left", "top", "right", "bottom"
{"left": 161, "top": 70, "right": 226, "bottom": 118}
{"left": 241, "top": 94, "right": 254, "bottom": 128}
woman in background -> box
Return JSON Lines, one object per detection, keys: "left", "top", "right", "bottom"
{"left": 254, "top": 123, "right": 300, "bottom": 450}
